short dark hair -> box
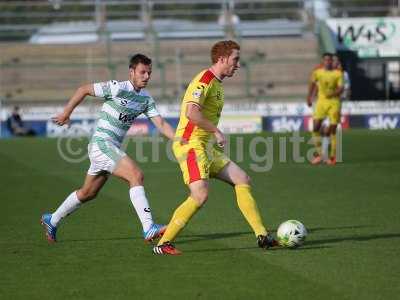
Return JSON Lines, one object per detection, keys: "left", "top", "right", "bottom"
{"left": 322, "top": 52, "right": 333, "bottom": 58}
{"left": 129, "top": 54, "right": 152, "bottom": 69}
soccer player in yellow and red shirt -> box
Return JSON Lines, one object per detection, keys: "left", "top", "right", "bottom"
{"left": 307, "top": 53, "right": 343, "bottom": 165}
{"left": 152, "top": 40, "right": 277, "bottom": 255}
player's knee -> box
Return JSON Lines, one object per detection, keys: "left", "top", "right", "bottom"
{"left": 313, "top": 122, "right": 322, "bottom": 132}
{"left": 241, "top": 174, "right": 251, "bottom": 185}
{"left": 127, "top": 170, "right": 144, "bottom": 186}
{"left": 330, "top": 125, "right": 338, "bottom": 134}
{"left": 135, "top": 171, "right": 144, "bottom": 185}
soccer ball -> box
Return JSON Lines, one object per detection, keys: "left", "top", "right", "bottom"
{"left": 277, "top": 220, "right": 307, "bottom": 248}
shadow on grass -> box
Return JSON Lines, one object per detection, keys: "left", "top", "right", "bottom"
{"left": 59, "top": 231, "right": 254, "bottom": 244}
{"left": 178, "top": 224, "right": 374, "bottom": 245}
{"left": 178, "top": 225, "right": 398, "bottom": 253}
{"left": 308, "top": 224, "right": 373, "bottom": 233}
{"left": 57, "top": 226, "right": 397, "bottom": 251}
{"left": 58, "top": 236, "right": 138, "bottom": 243}
{"left": 184, "top": 231, "right": 400, "bottom": 253}
{"left": 185, "top": 245, "right": 330, "bottom": 253}
{"left": 178, "top": 231, "right": 252, "bottom": 244}
{"left": 307, "top": 232, "right": 400, "bottom": 246}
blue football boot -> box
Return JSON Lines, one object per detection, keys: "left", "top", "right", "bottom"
{"left": 143, "top": 223, "right": 167, "bottom": 243}
{"left": 41, "top": 213, "right": 57, "bottom": 243}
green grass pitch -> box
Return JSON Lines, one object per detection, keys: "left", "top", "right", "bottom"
{"left": 1, "top": 129, "right": 399, "bottom": 299}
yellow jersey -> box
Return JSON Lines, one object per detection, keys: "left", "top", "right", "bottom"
{"left": 175, "top": 69, "right": 224, "bottom": 143}
{"left": 311, "top": 68, "right": 343, "bottom": 102}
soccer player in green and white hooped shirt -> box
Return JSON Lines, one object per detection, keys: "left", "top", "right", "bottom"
{"left": 41, "top": 54, "right": 175, "bottom": 243}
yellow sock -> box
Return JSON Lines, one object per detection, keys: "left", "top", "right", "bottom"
{"left": 312, "top": 131, "right": 322, "bottom": 156}
{"left": 235, "top": 184, "right": 267, "bottom": 237}
{"left": 330, "top": 133, "right": 337, "bottom": 158}
{"left": 158, "top": 197, "right": 200, "bottom": 245}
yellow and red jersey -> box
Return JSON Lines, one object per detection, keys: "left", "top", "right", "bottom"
{"left": 175, "top": 69, "right": 224, "bottom": 143}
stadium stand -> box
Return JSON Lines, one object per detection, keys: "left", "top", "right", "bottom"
{"left": 0, "top": 0, "right": 399, "bottom": 103}
{"left": 0, "top": 36, "right": 318, "bottom": 103}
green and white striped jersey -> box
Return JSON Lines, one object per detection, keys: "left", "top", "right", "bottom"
{"left": 92, "top": 80, "right": 159, "bottom": 147}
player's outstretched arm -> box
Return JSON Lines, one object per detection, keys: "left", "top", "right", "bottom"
{"left": 52, "top": 84, "right": 95, "bottom": 126}
{"left": 306, "top": 81, "right": 316, "bottom": 107}
{"left": 186, "top": 103, "right": 226, "bottom": 147}
{"left": 150, "top": 115, "right": 175, "bottom": 140}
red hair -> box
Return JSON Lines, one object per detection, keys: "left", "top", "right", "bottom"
{"left": 211, "top": 40, "right": 240, "bottom": 64}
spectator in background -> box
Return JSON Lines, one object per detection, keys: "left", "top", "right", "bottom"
{"left": 6, "top": 106, "right": 36, "bottom": 136}
{"left": 333, "top": 54, "right": 351, "bottom": 100}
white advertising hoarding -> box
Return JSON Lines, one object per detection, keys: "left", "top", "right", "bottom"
{"left": 219, "top": 116, "right": 262, "bottom": 134}
{"left": 2, "top": 101, "right": 400, "bottom": 121}
{"left": 326, "top": 17, "right": 400, "bottom": 58}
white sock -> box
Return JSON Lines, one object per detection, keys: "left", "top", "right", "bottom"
{"left": 129, "top": 186, "right": 153, "bottom": 232}
{"left": 322, "top": 136, "right": 330, "bottom": 160}
{"left": 51, "top": 191, "right": 81, "bottom": 227}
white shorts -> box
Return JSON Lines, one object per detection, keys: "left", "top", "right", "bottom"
{"left": 87, "top": 140, "right": 126, "bottom": 176}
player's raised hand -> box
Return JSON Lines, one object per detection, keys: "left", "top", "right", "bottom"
{"left": 214, "top": 128, "right": 226, "bottom": 148}
{"left": 52, "top": 113, "right": 70, "bottom": 126}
